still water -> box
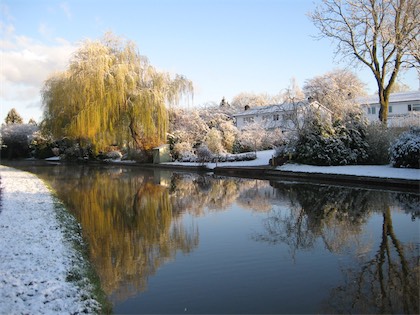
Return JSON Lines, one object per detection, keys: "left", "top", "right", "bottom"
{"left": 18, "top": 164, "right": 420, "bottom": 314}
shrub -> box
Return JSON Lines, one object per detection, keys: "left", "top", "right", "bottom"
{"left": 293, "top": 111, "right": 369, "bottom": 166}
{"left": 105, "top": 150, "right": 123, "bottom": 160}
{"left": 364, "top": 123, "right": 393, "bottom": 164}
{"left": 0, "top": 124, "right": 38, "bottom": 159}
{"left": 30, "top": 131, "right": 55, "bottom": 159}
{"left": 173, "top": 142, "right": 195, "bottom": 161}
{"left": 390, "top": 127, "right": 420, "bottom": 169}
{"left": 196, "top": 144, "right": 213, "bottom": 164}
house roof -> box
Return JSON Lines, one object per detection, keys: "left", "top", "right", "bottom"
{"left": 356, "top": 91, "right": 420, "bottom": 105}
{"left": 233, "top": 101, "right": 331, "bottom": 117}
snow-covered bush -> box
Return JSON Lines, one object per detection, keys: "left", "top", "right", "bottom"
{"left": 236, "top": 123, "right": 266, "bottom": 153}
{"left": 0, "top": 123, "right": 38, "bottom": 159}
{"left": 364, "top": 123, "right": 393, "bottom": 164}
{"left": 29, "top": 130, "right": 55, "bottom": 159}
{"left": 196, "top": 144, "right": 213, "bottom": 164}
{"left": 390, "top": 127, "right": 420, "bottom": 169}
{"left": 293, "top": 111, "right": 369, "bottom": 166}
{"left": 205, "top": 129, "right": 224, "bottom": 155}
{"left": 173, "top": 142, "right": 195, "bottom": 161}
{"left": 105, "top": 150, "right": 123, "bottom": 160}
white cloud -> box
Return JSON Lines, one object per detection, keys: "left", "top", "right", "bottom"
{"left": 0, "top": 24, "right": 77, "bottom": 122}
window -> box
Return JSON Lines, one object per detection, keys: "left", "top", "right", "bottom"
{"left": 273, "top": 114, "right": 280, "bottom": 121}
{"left": 408, "top": 104, "right": 420, "bottom": 111}
{"left": 389, "top": 105, "right": 392, "bottom": 113}
{"left": 368, "top": 106, "right": 376, "bottom": 115}
{"left": 244, "top": 117, "right": 254, "bottom": 124}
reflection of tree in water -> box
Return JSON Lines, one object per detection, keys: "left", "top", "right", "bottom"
{"left": 236, "top": 179, "right": 273, "bottom": 213}
{"left": 256, "top": 183, "right": 419, "bottom": 314}
{"left": 256, "top": 184, "right": 379, "bottom": 258}
{"left": 37, "top": 166, "right": 199, "bottom": 303}
{"left": 169, "top": 174, "right": 273, "bottom": 215}
{"left": 325, "top": 206, "right": 419, "bottom": 314}
{"left": 394, "top": 192, "right": 420, "bottom": 220}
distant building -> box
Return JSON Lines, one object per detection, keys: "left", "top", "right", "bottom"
{"left": 152, "top": 144, "right": 171, "bottom": 164}
{"left": 233, "top": 100, "right": 332, "bottom": 131}
{"left": 357, "top": 91, "right": 420, "bottom": 126}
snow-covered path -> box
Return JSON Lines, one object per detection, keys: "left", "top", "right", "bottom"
{"left": 0, "top": 166, "right": 100, "bottom": 314}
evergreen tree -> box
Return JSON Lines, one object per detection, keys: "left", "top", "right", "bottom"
{"left": 5, "top": 108, "right": 23, "bottom": 125}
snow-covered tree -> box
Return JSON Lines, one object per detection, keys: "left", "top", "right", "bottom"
{"left": 169, "top": 108, "right": 209, "bottom": 158}
{"left": 303, "top": 69, "right": 366, "bottom": 116}
{"left": 237, "top": 122, "right": 266, "bottom": 154}
{"left": 205, "top": 128, "right": 224, "bottom": 155}
{"left": 309, "top": 0, "right": 419, "bottom": 123}
{"left": 276, "top": 77, "right": 305, "bottom": 103}
{"left": 230, "top": 92, "right": 274, "bottom": 111}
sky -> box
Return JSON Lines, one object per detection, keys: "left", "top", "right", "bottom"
{"left": 1, "top": 0, "right": 419, "bottom": 123}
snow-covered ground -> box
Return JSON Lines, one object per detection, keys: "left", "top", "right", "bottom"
{"left": 0, "top": 165, "right": 101, "bottom": 314}
{"left": 167, "top": 149, "right": 420, "bottom": 180}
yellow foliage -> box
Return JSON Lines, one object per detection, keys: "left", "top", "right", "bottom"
{"left": 42, "top": 32, "right": 193, "bottom": 153}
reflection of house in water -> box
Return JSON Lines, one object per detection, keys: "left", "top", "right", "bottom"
{"left": 153, "top": 169, "right": 172, "bottom": 187}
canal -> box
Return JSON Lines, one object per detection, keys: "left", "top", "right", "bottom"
{"left": 16, "top": 164, "right": 420, "bottom": 314}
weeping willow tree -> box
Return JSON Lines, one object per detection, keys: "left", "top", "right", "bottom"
{"left": 42, "top": 33, "right": 193, "bottom": 153}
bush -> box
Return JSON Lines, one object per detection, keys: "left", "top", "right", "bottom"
{"left": 364, "top": 123, "right": 393, "bottom": 164}
{"left": 30, "top": 131, "right": 55, "bottom": 159}
{"left": 390, "top": 127, "right": 420, "bottom": 169}
{"left": 293, "top": 111, "right": 369, "bottom": 166}
{"left": 105, "top": 150, "right": 123, "bottom": 160}
{"left": 0, "top": 124, "right": 38, "bottom": 159}
{"left": 196, "top": 144, "right": 213, "bottom": 163}
{"left": 173, "top": 142, "right": 195, "bottom": 161}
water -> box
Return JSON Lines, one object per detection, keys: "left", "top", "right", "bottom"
{"left": 14, "top": 164, "right": 420, "bottom": 314}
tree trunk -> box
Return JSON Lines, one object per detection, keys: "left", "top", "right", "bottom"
{"left": 377, "top": 87, "right": 390, "bottom": 125}
{"left": 129, "top": 119, "right": 142, "bottom": 149}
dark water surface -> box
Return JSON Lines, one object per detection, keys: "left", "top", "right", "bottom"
{"left": 13, "top": 164, "right": 420, "bottom": 314}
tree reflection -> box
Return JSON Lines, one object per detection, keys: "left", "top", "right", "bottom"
{"left": 325, "top": 206, "right": 419, "bottom": 314}
{"left": 256, "top": 183, "right": 419, "bottom": 314}
{"left": 255, "top": 184, "right": 378, "bottom": 258}
{"left": 169, "top": 173, "right": 274, "bottom": 216}
{"left": 36, "top": 166, "right": 199, "bottom": 303}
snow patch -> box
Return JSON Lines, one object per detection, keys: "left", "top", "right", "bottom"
{"left": 0, "top": 166, "right": 100, "bottom": 314}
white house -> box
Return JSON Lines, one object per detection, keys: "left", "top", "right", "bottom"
{"left": 233, "top": 100, "right": 332, "bottom": 131}
{"left": 357, "top": 91, "right": 420, "bottom": 126}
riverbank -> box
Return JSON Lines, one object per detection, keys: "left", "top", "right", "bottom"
{"left": 0, "top": 165, "right": 102, "bottom": 314}
{"left": 160, "top": 149, "right": 420, "bottom": 192}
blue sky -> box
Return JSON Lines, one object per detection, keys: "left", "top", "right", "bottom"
{"left": 1, "top": 0, "right": 418, "bottom": 123}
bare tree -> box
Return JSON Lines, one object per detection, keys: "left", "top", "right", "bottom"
{"left": 309, "top": 0, "right": 420, "bottom": 123}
